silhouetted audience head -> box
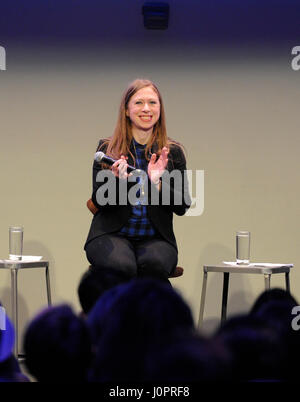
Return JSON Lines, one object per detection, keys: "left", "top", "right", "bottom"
{"left": 212, "top": 289, "right": 300, "bottom": 382}
{"left": 214, "top": 314, "right": 285, "bottom": 382}
{"left": 24, "top": 304, "right": 92, "bottom": 383}
{"left": 249, "top": 288, "right": 300, "bottom": 381}
{"left": 88, "top": 278, "right": 195, "bottom": 382}
{"left": 78, "top": 265, "right": 132, "bottom": 315}
{"left": 250, "top": 288, "right": 298, "bottom": 316}
{"left": 146, "top": 331, "right": 232, "bottom": 382}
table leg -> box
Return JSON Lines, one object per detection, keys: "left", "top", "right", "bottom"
{"left": 198, "top": 271, "right": 208, "bottom": 329}
{"left": 221, "top": 272, "right": 229, "bottom": 324}
{"left": 11, "top": 268, "right": 18, "bottom": 357}
{"left": 45, "top": 266, "right": 52, "bottom": 306}
{"left": 285, "top": 272, "right": 290, "bottom": 293}
{"left": 264, "top": 274, "right": 271, "bottom": 290}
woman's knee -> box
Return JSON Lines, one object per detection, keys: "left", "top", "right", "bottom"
{"left": 87, "top": 253, "right": 137, "bottom": 277}
{"left": 140, "top": 244, "right": 177, "bottom": 273}
{"left": 137, "top": 253, "right": 177, "bottom": 279}
{"left": 85, "top": 237, "right": 137, "bottom": 278}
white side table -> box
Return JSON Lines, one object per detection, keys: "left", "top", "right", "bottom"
{"left": 198, "top": 263, "right": 292, "bottom": 329}
{"left": 0, "top": 259, "right": 51, "bottom": 358}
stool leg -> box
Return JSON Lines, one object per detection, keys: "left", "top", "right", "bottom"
{"left": 198, "top": 271, "right": 208, "bottom": 329}
{"left": 285, "top": 272, "right": 290, "bottom": 293}
{"left": 45, "top": 266, "right": 52, "bottom": 306}
{"left": 221, "top": 273, "right": 229, "bottom": 324}
{"left": 11, "top": 268, "right": 18, "bottom": 358}
{"left": 264, "top": 274, "right": 271, "bottom": 290}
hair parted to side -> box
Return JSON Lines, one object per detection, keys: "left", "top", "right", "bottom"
{"left": 98, "top": 78, "right": 183, "bottom": 164}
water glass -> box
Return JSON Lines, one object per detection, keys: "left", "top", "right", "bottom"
{"left": 236, "top": 231, "right": 250, "bottom": 265}
{"left": 9, "top": 226, "right": 23, "bottom": 260}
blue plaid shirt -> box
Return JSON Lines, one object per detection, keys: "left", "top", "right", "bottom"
{"left": 119, "top": 139, "right": 156, "bottom": 239}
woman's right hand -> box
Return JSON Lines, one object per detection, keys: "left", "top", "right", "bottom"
{"left": 111, "top": 155, "right": 129, "bottom": 179}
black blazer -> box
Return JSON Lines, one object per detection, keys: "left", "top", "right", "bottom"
{"left": 84, "top": 139, "right": 191, "bottom": 251}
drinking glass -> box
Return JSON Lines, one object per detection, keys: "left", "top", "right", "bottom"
{"left": 236, "top": 231, "right": 250, "bottom": 265}
{"left": 9, "top": 226, "right": 23, "bottom": 260}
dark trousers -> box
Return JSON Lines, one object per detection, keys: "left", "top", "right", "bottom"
{"left": 85, "top": 233, "right": 178, "bottom": 281}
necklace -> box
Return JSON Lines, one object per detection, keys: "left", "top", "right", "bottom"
{"left": 132, "top": 140, "right": 146, "bottom": 197}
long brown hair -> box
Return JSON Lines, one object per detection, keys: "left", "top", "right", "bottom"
{"left": 98, "top": 78, "right": 182, "bottom": 164}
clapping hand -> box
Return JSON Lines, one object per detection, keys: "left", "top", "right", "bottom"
{"left": 148, "top": 147, "right": 168, "bottom": 185}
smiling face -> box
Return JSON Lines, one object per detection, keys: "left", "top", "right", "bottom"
{"left": 126, "top": 86, "right": 161, "bottom": 136}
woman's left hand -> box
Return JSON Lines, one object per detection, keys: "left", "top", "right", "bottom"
{"left": 148, "top": 147, "right": 168, "bottom": 185}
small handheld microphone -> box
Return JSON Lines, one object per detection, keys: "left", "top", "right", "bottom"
{"left": 94, "top": 151, "right": 137, "bottom": 173}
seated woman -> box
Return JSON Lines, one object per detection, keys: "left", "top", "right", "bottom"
{"left": 84, "top": 78, "right": 190, "bottom": 281}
